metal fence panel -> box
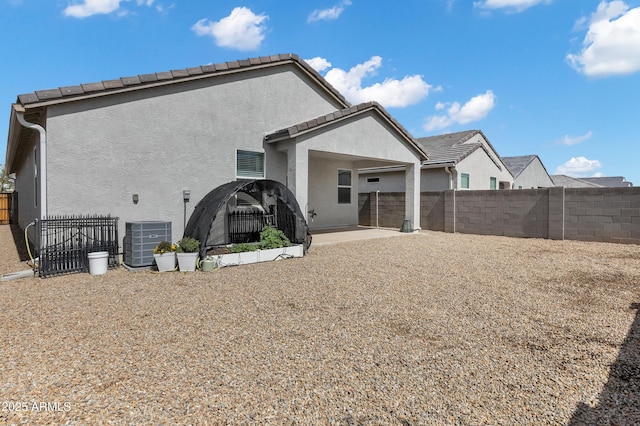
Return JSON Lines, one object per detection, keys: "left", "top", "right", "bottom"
{"left": 37, "top": 215, "right": 119, "bottom": 278}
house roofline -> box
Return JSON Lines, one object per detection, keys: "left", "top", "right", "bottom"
{"left": 265, "top": 101, "right": 429, "bottom": 161}
{"left": 15, "top": 54, "right": 350, "bottom": 111}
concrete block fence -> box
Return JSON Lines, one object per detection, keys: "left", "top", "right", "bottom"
{"left": 358, "top": 187, "right": 640, "bottom": 244}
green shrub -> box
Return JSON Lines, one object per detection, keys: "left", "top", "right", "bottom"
{"left": 231, "top": 243, "right": 259, "bottom": 253}
{"left": 260, "top": 225, "right": 291, "bottom": 250}
{"left": 176, "top": 237, "right": 200, "bottom": 253}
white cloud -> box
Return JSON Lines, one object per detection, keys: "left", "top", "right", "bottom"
{"left": 423, "top": 90, "right": 496, "bottom": 131}
{"left": 63, "top": 0, "right": 161, "bottom": 17}
{"left": 473, "top": 0, "right": 552, "bottom": 13}
{"left": 555, "top": 156, "right": 602, "bottom": 176}
{"left": 192, "top": 7, "right": 268, "bottom": 51}
{"left": 64, "top": 0, "right": 122, "bottom": 17}
{"left": 305, "top": 57, "right": 332, "bottom": 72}
{"left": 308, "top": 0, "right": 352, "bottom": 23}
{"left": 560, "top": 130, "right": 593, "bottom": 146}
{"left": 567, "top": 1, "right": 640, "bottom": 77}
{"left": 314, "top": 56, "right": 432, "bottom": 108}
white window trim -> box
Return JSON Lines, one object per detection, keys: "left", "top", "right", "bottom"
{"left": 337, "top": 168, "right": 352, "bottom": 204}
{"left": 236, "top": 149, "right": 265, "bottom": 179}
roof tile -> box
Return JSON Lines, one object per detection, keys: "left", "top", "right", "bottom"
{"left": 187, "top": 67, "right": 203, "bottom": 75}
{"left": 139, "top": 73, "right": 158, "bottom": 83}
{"left": 156, "top": 71, "right": 173, "bottom": 80}
{"left": 103, "top": 79, "right": 124, "bottom": 89}
{"left": 121, "top": 76, "right": 141, "bottom": 86}
{"left": 35, "top": 89, "right": 63, "bottom": 100}
{"left": 81, "top": 82, "right": 106, "bottom": 92}
{"left": 18, "top": 93, "right": 39, "bottom": 104}
{"left": 60, "top": 86, "right": 85, "bottom": 97}
{"left": 170, "top": 69, "right": 189, "bottom": 78}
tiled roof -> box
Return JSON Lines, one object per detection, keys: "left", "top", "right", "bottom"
{"left": 551, "top": 175, "right": 604, "bottom": 188}
{"left": 502, "top": 155, "right": 537, "bottom": 178}
{"left": 264, "top": 101, "right": 428, "bottom": 160}
{"left": 15, "top": 53, "right": 349, "bottom": 109}
{"left": 416, "top": 130, "right": 502, "bottom": 169}
{"left": 579, "top": 176, "right": 633, "bottom": 187}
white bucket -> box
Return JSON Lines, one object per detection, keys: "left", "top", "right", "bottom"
{"left": 88, "top": 251, "right": 109, "bottom": 275}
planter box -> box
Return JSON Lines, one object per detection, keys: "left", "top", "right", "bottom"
{"left": 153, "top": 252, "right": 176, "bottom": 272}
{"left": 177, "top": 252, "right": 199, "bottom": 272}
{"left": 216, "top": 245, "right": 303, "bottom": 267}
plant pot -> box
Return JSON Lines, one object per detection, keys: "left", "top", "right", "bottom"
{"left": 177, "top": 252, "right": 199, "bottom": 272}
{"left": 153, "top": 252, "right": 176, "bottom": 272}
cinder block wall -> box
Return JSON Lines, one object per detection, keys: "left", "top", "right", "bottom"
{"left": 421, "top": 192, "right": 446, "bottom": 232}
{"left": 564, "top": 187, "right": 640, "bottom": 244}
{"left": 358, "top": 187, "right": 640, "bottom": 244}
{"left": 455, "top": 189, "right": 549, "bottom": 238}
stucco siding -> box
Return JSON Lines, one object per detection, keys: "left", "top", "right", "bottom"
{"left": 297, "top": 113, "right": 420, "bottom": 164}
{"left": 308, "top": 157, "right": 358, "bottom": 229}
{"left": 512, "top": 158, "right": 554, "bottom": 189}
{"left": 456, "top": 149, "right": 512, "bottom": 190}
{"left": 297, "top": 111, "right": 421, "bottom": 228}
{"left": 12, "top": 140, "right": 39, "bottom": 231}
{"left": 43, "top": 65, "right": 343, "bottom": 242}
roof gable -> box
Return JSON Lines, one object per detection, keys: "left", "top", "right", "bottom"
{"left": 417, "top": 129, "right": 507, "bottom": 172}
{"left": 265, "top": 101, "right": 428, "bottom": 161}
{"left": 15, "top": 53, "right": 350, "bottom": 110}
{"left": 502, "top": 155, "right": 538, "bottom": 178}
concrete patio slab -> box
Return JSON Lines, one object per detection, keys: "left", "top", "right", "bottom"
{"left": 309, "top": 226, "right": 419, "bottom": 246}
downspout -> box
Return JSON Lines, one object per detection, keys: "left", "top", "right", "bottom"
{"left": 15, "top": 111, "right": 47, "bottom": 219}
{"left": 444, "top": 166, "right": 453, "bottom": 190}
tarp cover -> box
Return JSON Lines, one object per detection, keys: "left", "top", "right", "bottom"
{"left": 183, "top": 179, "right": 311, "bottom": 256}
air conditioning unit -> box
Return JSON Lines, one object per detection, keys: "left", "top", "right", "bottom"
{"left": 124, "top": 221, "right": 172, "bottom": 267}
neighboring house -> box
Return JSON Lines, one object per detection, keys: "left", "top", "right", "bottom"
{"left": 579, "top": 176, "right": 633, "bottom": 187}
{"left": 551, "top": 175, "right": 633, "bottom": 188}
{"left": 359, "top": 129, "right": 513, "bottom": 192}
{"left": 502, "top": 155, "right": 554, "bottom": 189}
{"left": 551, "top": 175, "right": 604, "bottom": 188}
{"left": 5, "top": 53, "right": 427, "bottom": 243}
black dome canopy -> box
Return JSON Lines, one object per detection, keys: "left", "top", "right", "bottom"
{"left": 183, "top": 179, "right": 311, "bottom": 256}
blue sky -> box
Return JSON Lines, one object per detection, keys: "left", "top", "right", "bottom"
{"left": 2, "top": 0, "right": 639, "bottom": 185}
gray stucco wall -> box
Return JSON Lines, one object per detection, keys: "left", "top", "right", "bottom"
{"left": 358, "top": 145, "right": 513, "bottom": 193}
{"left": 512, "top": 158, "right": 554, "bottom": 189}
{"left": 308, "top": 157, "right": 358, "bottom": 229}
{"left": 455, "top": 149, "right": 513, "bottom": 190}
{"left": 12, "top": 138, "right": 39, "bottom": 231}
{"left": 43, "top": 65, "right": 345, "bottom": 243}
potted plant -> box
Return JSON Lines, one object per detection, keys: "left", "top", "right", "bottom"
{"left": 176, "top": 237, "right": 200, "bottom": 272}
{"left": 153, "top": 241, "right": 176, "bottom": 272}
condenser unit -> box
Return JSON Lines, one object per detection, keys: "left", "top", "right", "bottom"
{"left": 124, "top": 221, "right": 171, "bottom": 267}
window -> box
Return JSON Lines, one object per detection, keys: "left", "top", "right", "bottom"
{"left": 338, "top": 169, "right": 352, "bottom": 204}
{"left": 236, "top": 150, "right": 264, "bottom": 178}
{"left": 490, "top": 177, "right": 497, "bottom": 190}
{"left": 461, "top": 173, "right": 470, "bottom": 189}
{"left": 367, "top": 177, "right": 380, "bottom": 183}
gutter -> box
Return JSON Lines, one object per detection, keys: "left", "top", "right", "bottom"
{"left": 15, "top": 108, "right": 47, "bottom": 219}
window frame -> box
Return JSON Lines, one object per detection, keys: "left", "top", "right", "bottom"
{"left": 460, "top": 173, "right": 470, "bottom": 189}
{"left": 490, "top": 177, "right": 497, "bottom": 190}
{"left": 337, "top": 168, "right": 352, "bottom": 204}
{"left": 236, "top": 149, "right": 265, "bottom": 179}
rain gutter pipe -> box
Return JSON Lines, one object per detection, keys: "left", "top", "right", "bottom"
{"left": 15, "top": 110, "right": 47, "bottom": 219}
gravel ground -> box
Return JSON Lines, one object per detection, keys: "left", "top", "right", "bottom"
{"left": 1, "top": 225, "right": 639, "bottom": 425}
